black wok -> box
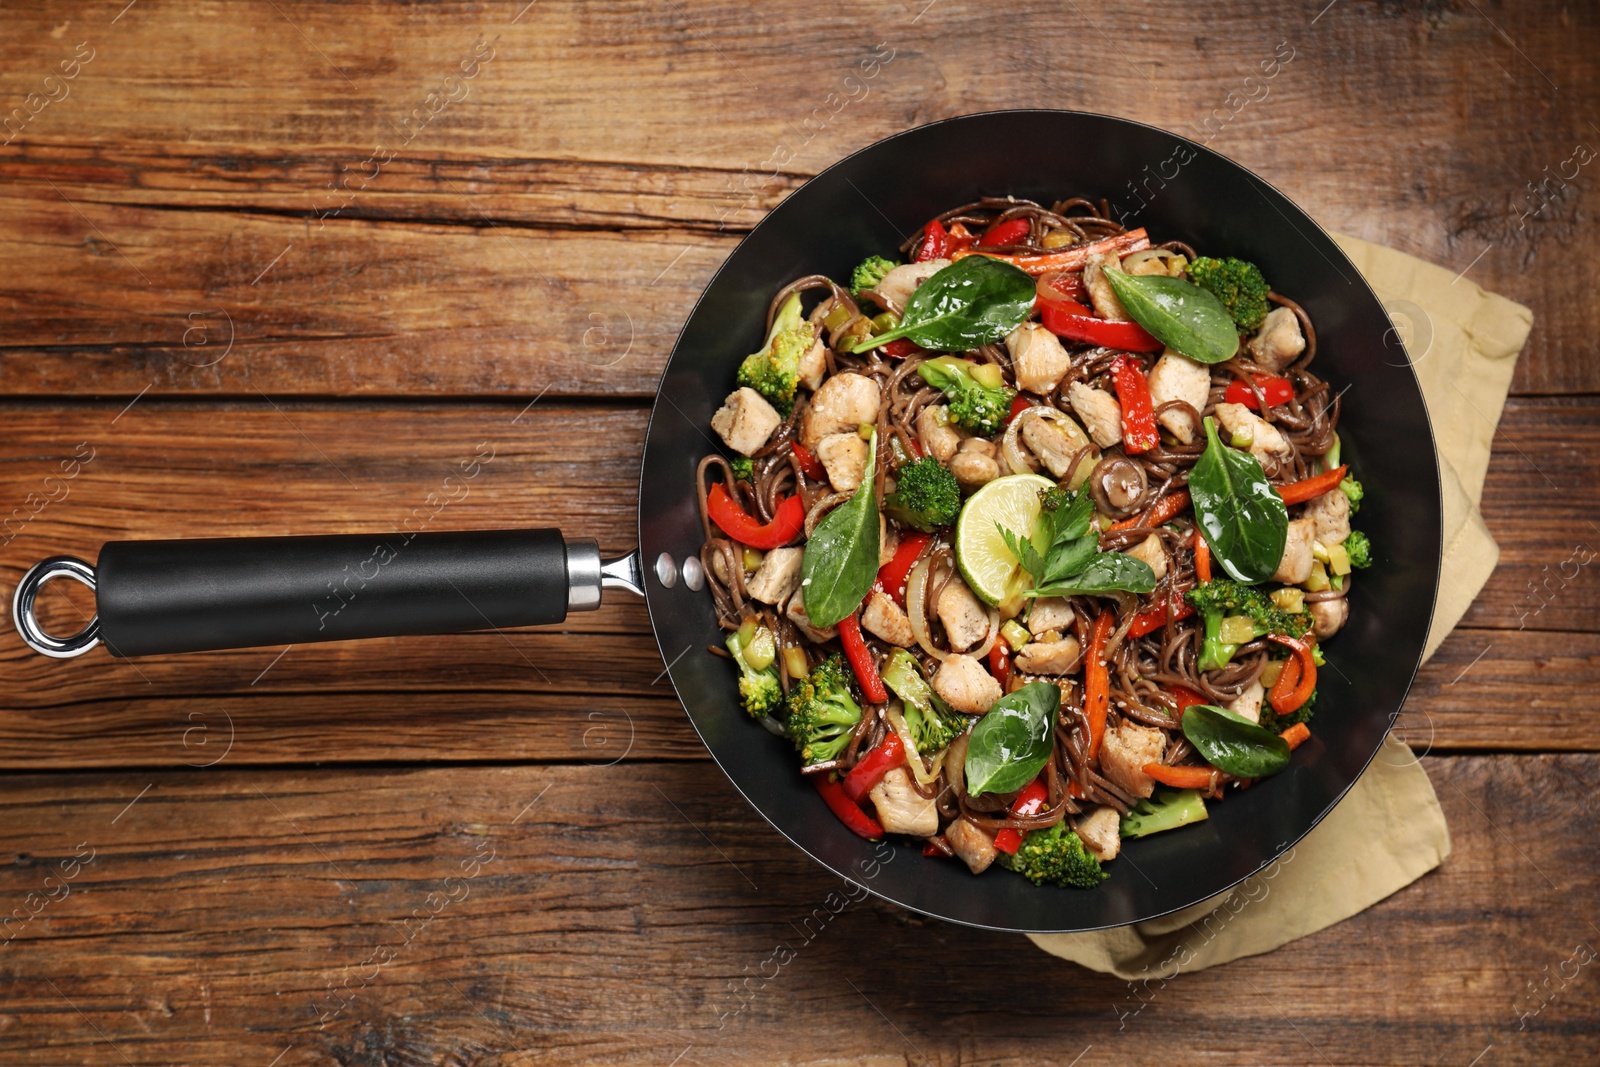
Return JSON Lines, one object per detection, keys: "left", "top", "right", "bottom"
{"left": 13, "top": 111, "right": 1440, "bottom": 932}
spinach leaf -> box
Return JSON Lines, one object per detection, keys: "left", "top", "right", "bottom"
{"left": 799, "top": 429, "right": 879, "bottom": 628}
{"left": 1189, "top": 416, "right": 1289, "bottom": 584}
{"left": 1029, "top": 551, "right": 1157, "bottom": 597}
{"left": 963, "top": 681, "right": 1059, "bottom": 796}
{"left": 1181, "top": 704, "right": 1291, "bottom": 778}
{"left": 851, "top": 256, "right": 1035, "bottom": 353}
{"left": 1102, "top": 267, "right": 1240, "bottom": 364}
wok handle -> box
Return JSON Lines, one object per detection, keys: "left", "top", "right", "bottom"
{"left": 12, "top": 530, "right": 618, "bottom": 659}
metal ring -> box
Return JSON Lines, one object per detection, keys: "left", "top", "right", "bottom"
{"left": 11, "top": 556, "right": 100, "bottom": 659}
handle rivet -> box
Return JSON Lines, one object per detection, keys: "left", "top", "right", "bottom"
{"left": 680, "top": 555, "right": 704, "bottom": 592}
{"left": 654, "top": 553, "right": 678, "bottom": 588}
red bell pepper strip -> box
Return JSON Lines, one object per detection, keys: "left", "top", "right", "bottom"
{"left": 922, "top": 841, "right": 945, "bottom": 857}
{"left": 1162, "top": 684, "right": 1208, "bottom": 719}
{"left": 1143, "top": 763, "right": 1221, "bottom": 790}
{"left": 838, "top": 612, "right": 889, "bottom": 704}
{"left": 881, "top": 338, "right": 922, "bottom": 358}
{"left": 790, "top": 442, "right": 826, "bottom": 481}
{"left": 1084, "top": 610, "right": 1115, "bottom": 759}
{"left": 841, "top": 732, "right": 905, "bottom": 804}
{"left": 951, "top": 229, "right": 1150, "bottom": 276}
{"left": 814, "top": 775, "right": 884, "bottom": 839}
{"left": 1110, "top": 489, "right": 1190, "bottom": 531}
{"left": 978, "top": 217, "right": 1032, "bottom": 247}
{"left": 988, "top": 638, "right": 1012, "bottom": 692}
{"left": 914, "top": 219, "right": 951, "bottom": 262}
{"left": 1193, "top": 528, "right": 1212, "bottom": 584}
{"left": 1266, "top": 633, "right": 1317, "bottom": 714}
{"left": 1010, "top": 777, "right": 1048, "bottom": 817}
{"left": 1036, "top": 271, "right": 1086, "bottom": 305}
{"left": 1039, "top": 300, "right": 1164, "bottom": 352}
{"left": 876, "top": 532, "right": 932, "bottom": 608}
{"left": 1110, "top": 355, "right": 1160, "bottom": 453}
{"left": 993, "top": 828, "right": 1022, "bottom": 855}
{"left": 946, "top": 221, "right": 978, "bottom": 254}
{"left": 1223, "top": 374, "right": 1295, "bottom": 410}
{"left": 1277, "top": 464, "right": 1348, "bottom": 506}
{"left": 1281, "top": 722, "right": 1311, "bottom": 751}
{"left": 706, "top": 483, "right": 804, "bottom": 550}
{"left": 1126, "top": 599, "right": 1195, "bottom": 639}
{"left": 1003, "top": 393, "right": 1033, "bottom": 427}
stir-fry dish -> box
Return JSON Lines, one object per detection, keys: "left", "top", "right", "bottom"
{"left": 697, "top": 196, "right": 1371, "bottom": 888}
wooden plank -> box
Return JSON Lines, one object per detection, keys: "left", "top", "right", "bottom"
{"left": 0, "top": 756, "right": 1592, "bottom": 1064}
{"left": 0, "top": 1, "right": 1593, "bottom": 395}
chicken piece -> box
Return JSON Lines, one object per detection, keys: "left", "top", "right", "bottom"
{"left": 873, "top": 258, "right": 949, "bottom": 310}
{"left": 1098, "top": 720, "right": 1167, "bottom": 800}
{"left": 916, "top": 404, "right": 963, "bottom": 463}
{"left": 868, "top": 766, "right": 939, "bottom": 837}
{"left": 797, "top": 336, "right": 827, "bottom": 392}
{"left": 1021, "top": 414, "right": 1096, "bottom": 483}
{"left": 1084, "top": 252, "right": 1131, "bottom": 321}
{"left": 1227, "top": 679, "right": 1265, "bottom": 724}
{"left": 744, "top": 547, "right": 803, "bottom": 606}
{"left": 1309, "top": 597, "right": 1349, "bottom": 639}
{"left": 1303, "top": 487, "right": 1351, "bottom": 548}
{"left": 1146, "top": 350, "right": 1211, "bottom": 445}
{"left": 1273, "top": 517, "right": 1315, "bottom": 585}
{"left": 710, "top": 387, "right": 783, "bottom": 456}
{"left": 786, "top": 588, "right": 837, "bottom": 642}
{"left": 800, "top": 372, "right": 880, "bottom": 449}
{"left": 937, "top": 577, "right": 990, "bottom": 652}
{"left": 945, "top": 816, "right": 999, "bottom": 874}
{"left": 933, "top": 653, "right": 1003, "bottom": 715}
{"left": 1214, "top": 401, "right": 1290, "bottom": 465}
{"left": 1123, "top": 533, "right": 1168, "bottom": 583}
{"left": 1074, "top": 806, "right": 1122, "bottom": 862}
{"left": 1068, "top": 382, "right": 1123, "bottom": 448}
{"left": 1005, "top": 322, "right": 1072, "bottom": 396}
{"left": 1247, "top": 306, "right": 1306, "bottom": 373}
{"left": 1027, "top": 597, "right": 1075, "bottom": 635}
{"left": 949, "top": 437, "right": 1001, "bottom": 493}
{"left": 1014, "top": 634, "right": 1082, "bottom": 675}
{"left": 879, "top": 517, "right": 898, "bottom": 569}
{"left": 815, "top": 431, "right": 869, "bottom": 493}
{"left": 861, "top": 588, "right": 915, "bottom": 648}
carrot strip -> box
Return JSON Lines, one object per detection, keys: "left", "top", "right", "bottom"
{"left": 1266, "top": 633, "right": 1317, "bottom": 714}
{"left": 1193, "top": 528, "right": 1212, "bottom": 584}
{"left": 1280, "top": 722, "right": 1311, "bottom": 751}
{"left": 1143, "top": 762, "right": 1219, "bottom": 790}
{"left": 1277, "top": 464, "right": 1348, "bottom": 506}
{"left": 1111, "top": 489, "right": 1190, "bottom": 531}
{"left": 950, "top": 229, "right": 1151, "bottom": 276}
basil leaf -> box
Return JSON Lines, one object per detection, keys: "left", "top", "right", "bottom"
{"left": 852, "top": 256, "right": 1035, "bottom": 353}
{"left": 799, "top": 430, "right": 879, "bottom": 628}
{"left": 1190, "top": 416, "right": 1289, "bottom": 583}
{"left": 1181, "top": 704, "right": 1291, "bottom": 778}
{"left": 1102, "top": 267, "right": 1240, "bottom": 364}
{"left": 1029, "top": 551, "right": 1156, "bottom": 597}
{"left": 963, "top": 681, "right": 1059, "bottom": 796}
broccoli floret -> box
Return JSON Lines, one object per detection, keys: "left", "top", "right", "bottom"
{"left": 1340, "top": 475, "right": 1364, "bottom": 514}
{"left": 729, "top": 456, "right": 754, "bottom": 481}
{"left": 1262, "top": 688, "right": 1317, "bottom": 733}
{"left": 726, "top": 623, "right": 782, "bottom": 718}
{"left": 998, "top": 821, "right": 1107, "bottom": 889}
{"left": 1187, "top": 579, "right": 1312, "bottom": 672}
{"left": 736, "top": 291, "right": 815, "bottom": 415}
{"left": 883, "top": 457, "right": 961, "bottom": 531}
{"left": 1188, "top": 256, "right": 1270, "bottom": 333}
{"left": 917, "top": 356, "right": 1016, "bottom": 437}
{"left": 881, "top": 649, "right": 970, "bottom": 755}
{"left": 1119, "top": 789, "right": 1210, "bottom": 839}
{"left": 1344, "top": 529, "right": 1372, "bottom": 569}
{"left": 785, "top": 653, "right": 863, "bottom": 764}
{"left": 851, "top": 255, "right": 898, "bottom": 297}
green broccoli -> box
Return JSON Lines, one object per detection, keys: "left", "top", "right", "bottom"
{"left": 851, "top": 255, "right": 898, "bottom": 297}
{"left": 998, "top": 821, "right": 1107, "bottom": 889}
{"left": 917, "top": 356, "right": 1016, "bottom": 437}
{"left": 1262, "top": 687, "right": 1317, "bottom": 733}
{"left": 1119, "top": 789, "right": 1210, "bottom": 839}
{"left": 729, "top": 456, "right": 754, "bottom": 481}
{"left": 736, "top": 291, "right": 815, "bottom": 415}
{"left": 1344, "top": 530, "right": 1372, "bottom": 569}
{"left": 1188, "top": 256, "right": 1270, "bottom": 333}
{"left": 1340, "top": 475, "right": 1364, "bottom": 514}
{"left": 883, "top": 457, "right": 961, "bottom": 531}
{"left": 881, "top": 649, "right": 970, "bottom": 756}
{"left": 1187, "top": 579, "right": 1312, "bottom": 672}
{"left": 785, "top": 653, "right": 863, "bottom": 764}
{"left": 726, "top": 621, "right": 782, "bottom": 718}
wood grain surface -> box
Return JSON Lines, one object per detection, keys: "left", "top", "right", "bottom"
{"left": 0, "top": 0, "right": 1596, "bottom": 1063}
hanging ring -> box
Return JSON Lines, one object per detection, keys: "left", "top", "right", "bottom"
{"left": 12, "top": 556, "right": 100, "bottom": 659}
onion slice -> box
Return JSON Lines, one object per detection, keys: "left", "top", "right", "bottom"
{"left": 887, "top": 703, "right": 944, "bottom": 786}
{"left": 1002, "top": 404, "right": 1099, "bottom": 489}
{"left": 969, "top": 606, "right": 1001, "bottom": 661}
{"left": 904, "top": 554, "right": 946, "bottom": 661}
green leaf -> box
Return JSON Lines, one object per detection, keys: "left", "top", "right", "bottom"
{"left": 851, "top": 256, "right": 1035, "bottom": 354}
{"left": 963, "top": 681, "right": 1059, "bottom": 796}
{"left": 1029, "top": 551, "right": 1157, "bottom": 597}
{"left": 1190, "top": 416, "right": 1289, "bottom": 584}
{"left": 799, "top": 430, "right": 880, "bottom": 628}
{"left": 1181, "top": 704, "right": 1291, "bottom": 778}
{"left": 1102, "top": 267, "right": 1240, "bottom": 364}
{"left": 1039, "top": 532, "right": 1098, "bottom": 586}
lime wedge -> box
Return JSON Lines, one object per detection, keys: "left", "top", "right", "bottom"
{"left": 954, "top": 473, "right": 1055, "bottom": 606}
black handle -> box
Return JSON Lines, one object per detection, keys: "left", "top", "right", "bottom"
{"left": 94, "top": 529, "right": 580, "bottom": 657}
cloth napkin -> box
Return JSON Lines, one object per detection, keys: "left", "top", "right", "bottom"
{"left": 1028, "top": 235, "right": 1533, "bottom": 976}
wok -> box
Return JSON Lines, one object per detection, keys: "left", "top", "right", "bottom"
{"left": 12, "top": 111, "right": 1441, "bottom": 932}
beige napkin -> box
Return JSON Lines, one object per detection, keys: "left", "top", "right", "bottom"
{"left": 1029, "top": 235, "right": 1533, "bottom": 975}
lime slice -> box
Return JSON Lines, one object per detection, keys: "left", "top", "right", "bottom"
{"left": 954, "top": 473, "right": 1055, "bottom": 606}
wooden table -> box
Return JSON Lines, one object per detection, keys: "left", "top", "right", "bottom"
{"left": 1, "top": 2, "right": 1596, "bottom": 1063}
